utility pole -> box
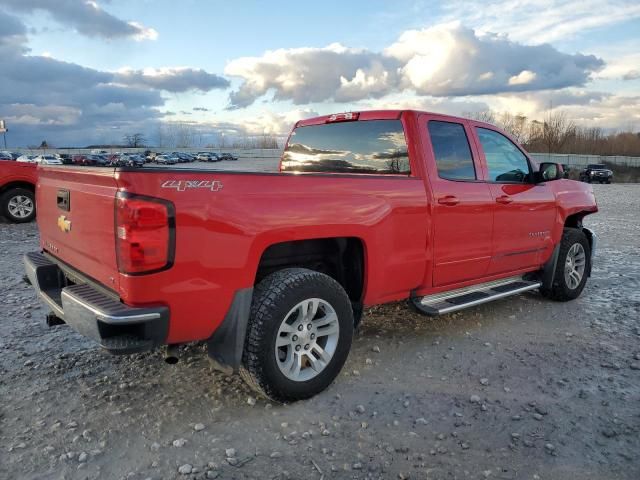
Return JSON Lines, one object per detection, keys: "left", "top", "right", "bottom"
{"left": 547, "top": 100, "right": 553, "bottom": 160}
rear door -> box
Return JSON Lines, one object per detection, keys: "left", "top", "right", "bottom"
{"left": 420, "top": 114, "right": 493, "bottom": 287}
{"left": 471, "top": 125, "right": 556, "bottom": 275}
{"left": 37, "top": 167, "right": 120, "bottom": 291}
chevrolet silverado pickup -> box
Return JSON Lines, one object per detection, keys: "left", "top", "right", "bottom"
{"left": 0, "top": 159, "right": 38, "bottom": 222}
{"left": 24, "top": 110, "right": 598, "bottom": 402}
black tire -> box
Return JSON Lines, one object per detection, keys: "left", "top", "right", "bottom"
{"left": 540, "top": 228, "right": 591, "bottom": 301}
{"left": 1, "top": 188, "right": 36, "bottom": 223}
{"left": 240, "top": 268, "right": 354, "bottom": 402}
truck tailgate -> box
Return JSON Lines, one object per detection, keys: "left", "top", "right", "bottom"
{"left": 37, "top": 167, "right": 120, "bottom": 291}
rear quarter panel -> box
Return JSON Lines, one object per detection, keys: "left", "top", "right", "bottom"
{"left": 115, "top": 170, "right": 429, "bottom": 343}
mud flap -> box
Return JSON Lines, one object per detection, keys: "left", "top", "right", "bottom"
{"left": 206, "top": 287, "right": 253, "bottom": 374}
{"left": 541, "top": 244, "right": 560, "bottom": 290}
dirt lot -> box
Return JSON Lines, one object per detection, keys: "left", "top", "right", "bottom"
{"left": 1, "top": 183, "right": 639, "bottom": 480}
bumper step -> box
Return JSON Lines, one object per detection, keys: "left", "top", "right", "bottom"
{"left": 412, "top": 276, "right": 541, "bottom": 316}
{"left": 101, "top": 335, "right": 153, "bottom": 354}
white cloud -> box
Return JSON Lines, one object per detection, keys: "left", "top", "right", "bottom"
{"left": 225, "top": 43, "right": 399, "bottom": 108}
{"left": 2, "top": 0, "right": 158, "bottom": 41}
{"left": 115, "top": 67, "right": 229, "bottom": 92}
{"left": 596, "top": 52, "right": 640, "bottom": 80}
{"left": 508, "top": 70, "right": 537, "bottom": 86}
{"left": 441, "top": 0, "right": 640, "bottom": 44}
{"left": 225, "top": 23, "right": 603, "bottom": 108}
{"left": 128, "top": 21, "right": 158, "bottom": 42}
{"left": 386, "top": 23, "right": 602, "bottom": 96}
{"left": 241, "top": 108, "right": 320, "bottom": 135}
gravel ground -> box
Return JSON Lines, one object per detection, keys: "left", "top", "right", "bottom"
{"left": 1, "top": 183, "right": 639, "bottom": 480}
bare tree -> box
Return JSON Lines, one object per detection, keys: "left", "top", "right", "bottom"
{"left": 497, "top": 112, "right": 529, "bottom": 144}
{"left": 466, "top": 110, "right": 496, "bottom": 123}
{"left": 526, "top": 111, "right": 576, "bottom": 154}
{"left": 460, "top": 109, "right": 640, "bottom": 156}
{"left": 123, "top": 133, "right": 146, "bottom": 148}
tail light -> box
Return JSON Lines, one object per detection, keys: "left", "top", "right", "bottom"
{"left": 115, "top": 192, "right": 175, "bottom": 274}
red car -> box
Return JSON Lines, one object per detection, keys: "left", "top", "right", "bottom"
{"left": 24, "top": 110, "right": 597, "bottom": 401}
{"left": 0, "top": 159, "right": 38, "bottom": 222}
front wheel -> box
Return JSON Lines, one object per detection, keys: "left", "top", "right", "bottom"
{"left": 1, "top": 188, "right": 36, "bottom": 223}
{"left": 241, "top": 268, "right": 354, "bottom": 402}
{"left": 541, "top": 228, "right": 591, "bottom": 301}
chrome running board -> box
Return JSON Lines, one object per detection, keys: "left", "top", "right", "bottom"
{"left": 411, "top": 276, "right": 541, "bottom": 316}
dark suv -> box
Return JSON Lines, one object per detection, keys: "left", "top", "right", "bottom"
{"left": 579, "top": 164, "right": 613, "bottom": 184}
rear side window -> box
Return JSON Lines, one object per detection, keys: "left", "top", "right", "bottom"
{"left": 427, "top": 121, "right": 476, "bottom": 180}
{"left": 476, "top": 128, "right": 531, "bottom": 183}
{"left": 281, "top": 120, "right": 410, "bottom": 175}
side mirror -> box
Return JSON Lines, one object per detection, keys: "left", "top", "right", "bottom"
{"left": 538, "top": 162, "right": 562, "bottom": 182}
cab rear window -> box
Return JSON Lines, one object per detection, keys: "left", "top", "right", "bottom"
{"left": 281, "top": 120, "right": 410, "bottom": 175}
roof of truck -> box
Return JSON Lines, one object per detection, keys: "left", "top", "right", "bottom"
{"left": 295, "top": 110, "right": 495, "bottom": 129}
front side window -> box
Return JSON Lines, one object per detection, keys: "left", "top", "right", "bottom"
{"left": 427, "top": 121, "right": 476, "bottom": 180}
{"left": 281, "top": 120, "right": 410, "bottom": 175}
{"left": 476, "top": 128, "right": 531, "bottom": 183}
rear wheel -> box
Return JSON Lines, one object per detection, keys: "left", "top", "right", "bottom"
{"left": 241, "top": 268, "right": 354, "bottom": 402}
{"left": 541, "top": 228, "right": 590, "bottom": 301}
{"left": 1, "top": 188, "right": 36, "bottom": 223}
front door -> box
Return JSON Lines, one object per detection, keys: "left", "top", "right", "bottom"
{"left": 471, "top": 126, "right": 557, "bottom": 275}
{"left": 421, "top": 115, "right": 494, "bottom": 287}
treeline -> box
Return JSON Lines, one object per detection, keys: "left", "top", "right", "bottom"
{"left": 467, "top": 111, "right": 640, "bottom": 157}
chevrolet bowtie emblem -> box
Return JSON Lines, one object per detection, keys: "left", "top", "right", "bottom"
{"left": 57, "top": 215, "right": 72, "bottom": 233}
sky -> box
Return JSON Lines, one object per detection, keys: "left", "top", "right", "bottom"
{"left": 0, "top": 0, "right": 639, "bottom": 147}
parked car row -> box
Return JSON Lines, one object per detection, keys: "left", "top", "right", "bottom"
{"left": 0, "top": 151, "right": 21, "bottom": 160}
{"left": 3, "top": 150, "right": 240, "bottom": 167}
{"left": 17, "top": 154, "right": 63, "bottom": 165}
{"left": 148, "top": 151, "right": 239, "bottom": 164}
{"left": 68, "top": 153, "right": 145, "bottom": 167}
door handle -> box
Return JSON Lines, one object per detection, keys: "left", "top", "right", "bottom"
{"left": 496, "top": 195, "right": 513, "bottom": 204}
{"left": 438, "top": 195, "right": 460, "bottom": 206}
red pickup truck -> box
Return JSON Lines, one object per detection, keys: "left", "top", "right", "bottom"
{"left": 0, "top": 160, "right": 38, "bottom": 222}
{"left": 24, "top": 110, "right": 597, "bottom": 401}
